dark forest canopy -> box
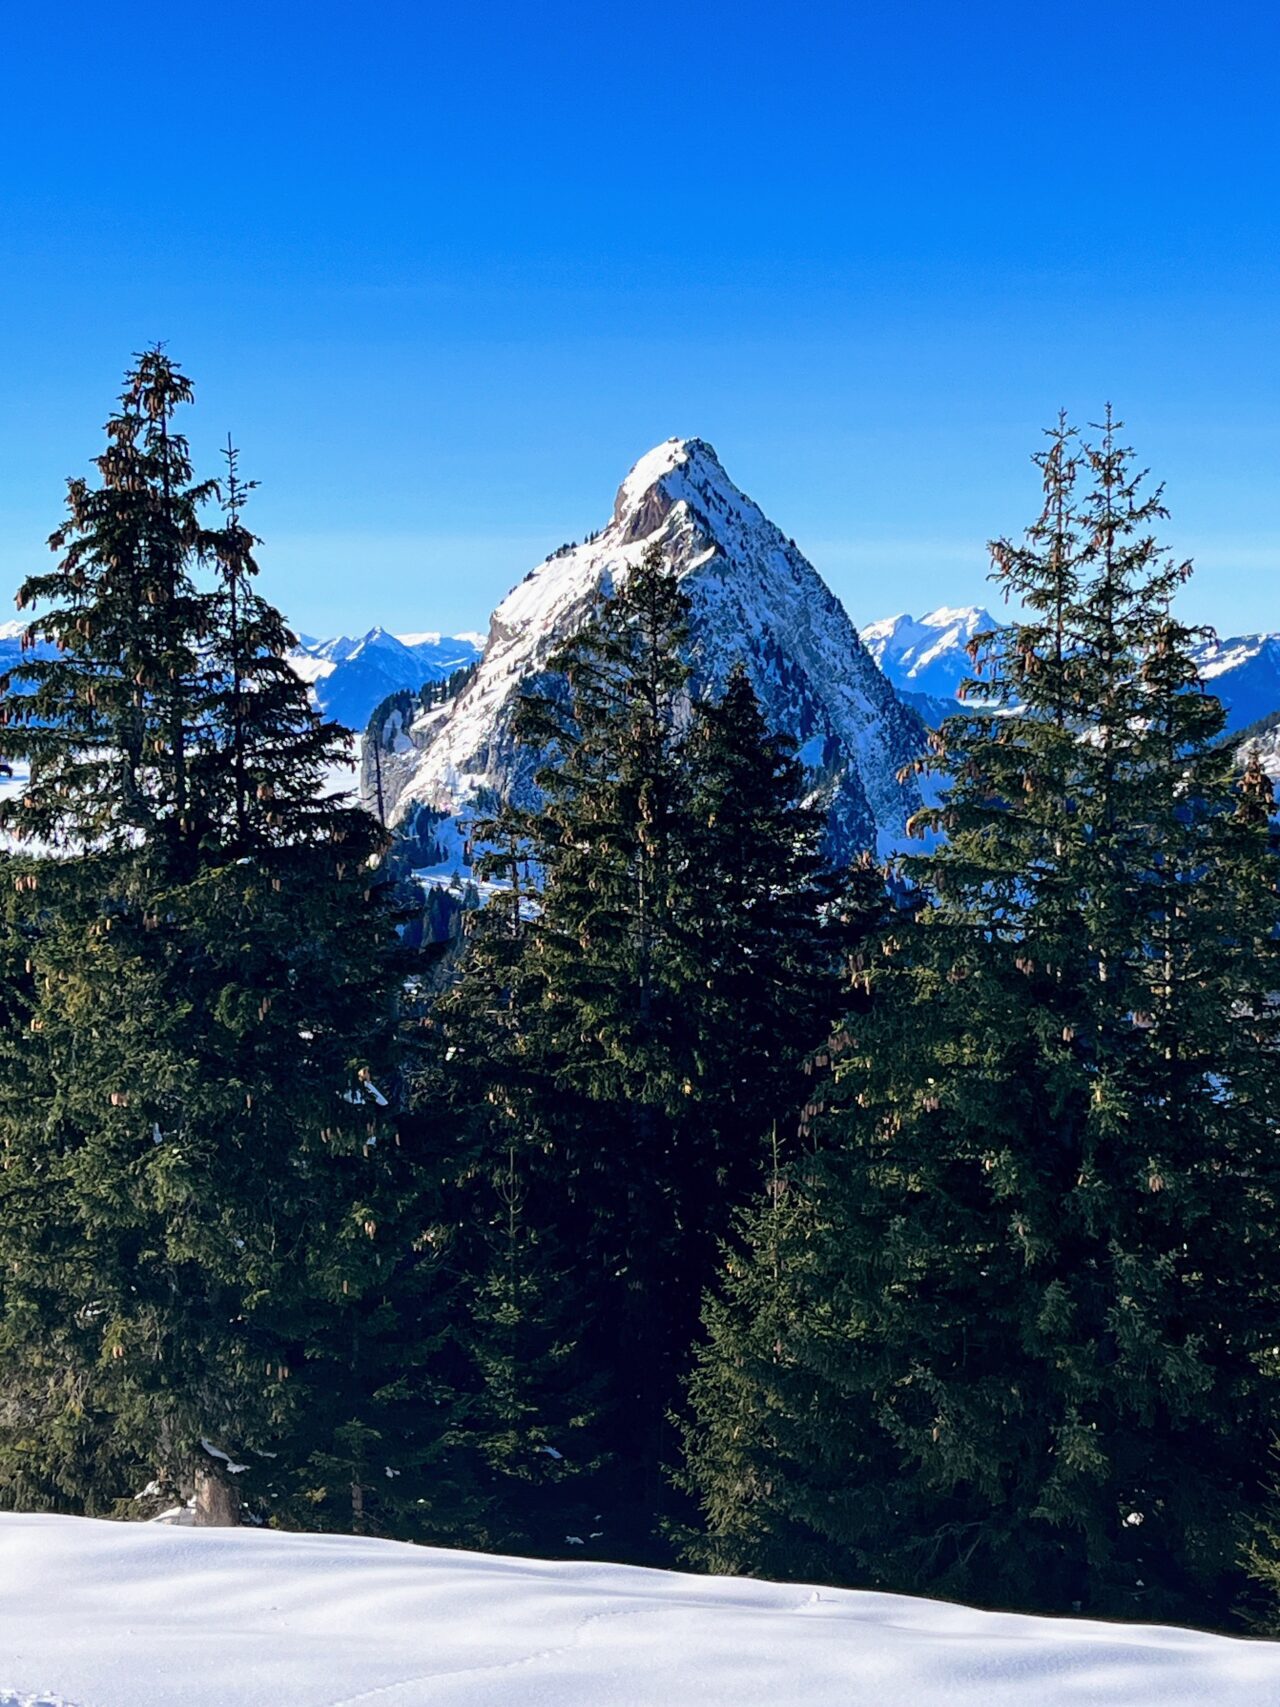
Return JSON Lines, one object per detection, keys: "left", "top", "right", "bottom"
{"left": 2, "top": 369, "right": 1280, "bottom": 1634}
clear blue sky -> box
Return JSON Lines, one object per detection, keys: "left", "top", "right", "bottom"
{"left": 2, "top": 1, "right": 1278, "bottom": 638}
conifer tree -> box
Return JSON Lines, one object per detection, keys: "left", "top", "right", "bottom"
{"left": 0, "top": 352, "right": 459, "bottom": 1534}
{"left": 414, "top": 833, "right": 607, "bottom": 1556}
{"left": 681, "top": 418, "right": 1280, "bottom": 1629}
{"left": 0, "top": 351, "right": 213, "bottom": 866}
{"left": 429, "top": 547, "right": 856, "bottom": 1560}
{"left": 678, "top": 662, "right": 847, "bottom": 1162}
{"left": 194, "top": 438, "right": 361, "bottom": 854}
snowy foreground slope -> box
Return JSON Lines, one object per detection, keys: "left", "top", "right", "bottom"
{"left": 3, "top": 1516, "right": 1279, "bottom": 1707}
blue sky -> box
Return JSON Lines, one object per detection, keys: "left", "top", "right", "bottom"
{"left": 1, "top": 1, "right": 1278, "bottom": 638}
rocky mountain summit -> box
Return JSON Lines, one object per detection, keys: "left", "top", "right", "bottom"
{"left": 365, "top": 438, "right": 928, "bottom": 861}
{"left": 860, "top": 606, "right": 996, "bottom": 698}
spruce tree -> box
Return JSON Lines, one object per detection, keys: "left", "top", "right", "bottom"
{"left": 414, "top": 833, "right": 607, "bottom": 1556}
{"left": 429, "top": 548, "right": 852, "bottom": 1560}
{"left": 678, "top": 661, "right": 848, "bottom": 1162}
{"left": 0, "top": 349, "right": 212, "bottom": 864}
{"left": 0, "top": 353, "right": 462, "bottom": 1534}
{"left": 681, "top": 417, "right": 1280, "bottom": 1629}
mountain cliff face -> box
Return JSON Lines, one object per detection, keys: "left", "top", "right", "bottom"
{"left": 367, "top": 438, "right": 928, "bottom": 860}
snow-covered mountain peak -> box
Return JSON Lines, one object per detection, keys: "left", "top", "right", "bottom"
{"left": 867, "top": 605, "right": 1280, "bottom": 737}
{"left": 862, "top": 606, "right": 996, "bottom": 661}
{"left": 928, "top": 604, "right": 994, "bottom": 631}
{"left": 397, "top": 629, "right": 488, "bottom": 652}
{"left": 485, "top": 438, "right": 741, "bottom": 652}
{"left": 369, "top": 438, "right": 929, "bottom": 860}
{"left": 611, "top": 436, "right": 738, "bottom": 538}
{"left": 285, "top": 627, "right": 483, "bottom": 730}
{"left": 859, "top": 605, "right": 997, "bottom": 704}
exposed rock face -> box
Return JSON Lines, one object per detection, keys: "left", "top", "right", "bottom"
{"left": 367, "top": 438, "right": 928, "bottom": 862}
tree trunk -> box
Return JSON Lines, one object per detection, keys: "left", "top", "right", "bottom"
{"left": 193, "top": 1465, "right": 242, "bottom": 1527}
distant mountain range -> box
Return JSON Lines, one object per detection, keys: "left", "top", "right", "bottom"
{"left": 861, "top": 607, "right": 1280, "bottom": 740}
{"left": 5, "top": 543, "right": 1279, "bottom": 820}
{"left": 288, "top": 628, "right": 483, "bottom": 731}
{"left": 0, "top": 620, "right": 484, "bottom": 740}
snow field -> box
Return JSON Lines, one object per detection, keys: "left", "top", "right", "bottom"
{"left": 3, "top": 1514, "right": 1280, "bottom": 1707}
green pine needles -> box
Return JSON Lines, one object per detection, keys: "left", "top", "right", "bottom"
{"left": 423, "top": 544, "right": 864, "bottom": 1561}
{"left": 681, "top": 414, "right": 1280, "bottom": 1630}
{"left": 0, "top": 351, "right": 438, "bottom": 1531}
{"left": 3, "top": 375, "right": 1279, "bottom": 1634}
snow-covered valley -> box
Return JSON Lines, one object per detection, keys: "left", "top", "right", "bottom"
{"left": 2, "top": 1514, "right": 1279, "bottom": 1707}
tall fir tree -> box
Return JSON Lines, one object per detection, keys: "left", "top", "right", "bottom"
{"left": 413, "top": 831, "right": 608, "bottom": 1557}
{"left": 426, "top": 547, "right": 856, "bottom": 1560}
{"left": 0, "top": 352, "right": 465, "bottom": 1533}
{"left": 1, "top": 350, "right": 212, "bottom": 864}
{"left": 680, "top": 417, "right": 1280, "bottom": 1629}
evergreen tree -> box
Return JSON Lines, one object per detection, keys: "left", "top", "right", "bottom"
{"left": 414, "top": 832, "right": 607, "bottom": 1556}
{"left": 0, "top": 350, "right": 212, "bottom": 865}
{"left": 677, "top": 853, "right": 894, "bottom": 1576}
{"left": 681, "top": 418, "right": 1280, "bottom": 1629}
{"left": 678, "top": 661, "right": 849, "bottom": 1162}
{"left": 0, "top": 352, "right": 462, "bottom": 1534}
{"left": 428, "top": 548, "right": 853, "bottom": 1560}
{"left": 194, "top": 437, "right": 360, "bottom": 855}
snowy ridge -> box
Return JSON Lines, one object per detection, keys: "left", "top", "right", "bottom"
{"left": 0, "top": 617, "right": 480, "bottom": 741}
{"left": 397, "top": 629, "right": 487, "bottom": 651}
{"left": 1, "top": 1513, "right": 1278, "bottom": 1707}
{"left": 371, "top": 438, "right": 927, "bottom": 859}
{"left": 859, "top": 606, "right": 997, "bottom": 703}
{"left": 1235, "top": 712, "right": 1280, "bottom": 784}
{"left": 866, "top": 609, "right": 1280, "bottom": 736}
{"left": 1189, "top": 632, "right": 1280, "bottom": 732}
{"left": 286, "top": 627, "right": 482, "bottom": 731}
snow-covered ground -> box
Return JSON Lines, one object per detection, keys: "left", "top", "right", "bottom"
{"left": 2, "top": 1515, "right": 1278, "bottom": 1707}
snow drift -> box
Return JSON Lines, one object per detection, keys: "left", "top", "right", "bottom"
{"left": 2, "top": 1514, "right": 1278, "bottom": 1707}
